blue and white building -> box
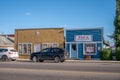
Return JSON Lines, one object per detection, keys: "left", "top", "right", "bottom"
{"left": 65, "top": 28, "right": 103, "bottom": 60}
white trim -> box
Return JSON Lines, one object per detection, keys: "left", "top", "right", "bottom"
{"left": 83, "top": 43, "right": 97, "bottom": 55}
{"left": 77, "top": 43, "right": 78, "bottom": 58}
{"left": 70, "top": 44, "right": 71, "bottom": 58}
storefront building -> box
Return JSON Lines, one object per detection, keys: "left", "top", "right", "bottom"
{"left": 65, "top": 28, "right": 103, "bottom": 60}
{"left": 15, "top": 28, "right": 64, "bottom": 59}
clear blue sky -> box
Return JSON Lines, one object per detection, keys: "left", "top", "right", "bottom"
{"left": 0, "top": 0, "right": 115, "bottom": 43}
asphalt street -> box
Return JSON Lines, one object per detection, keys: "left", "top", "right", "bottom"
{"left": 0, "top": 61, "right": 120, "bottom": 80}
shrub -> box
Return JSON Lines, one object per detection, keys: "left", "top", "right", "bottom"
{"left": 100, "top": 49, "right": 112, "bottom": 60}
{"left": 116, "top": 47, "right": 120, "bottom": 61}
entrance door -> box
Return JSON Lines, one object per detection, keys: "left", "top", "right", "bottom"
{"left": 71, "top": 44, "right": 77, "bottom": 59}
{"left": 34, "top": 44, "right": 40, "bottom": 52}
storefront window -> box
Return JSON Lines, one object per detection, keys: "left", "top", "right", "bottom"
{"left": 84, "top": 43, "right": 96, "bottom": 55}
{"left": 42, "top": 44, "right": 48, "bottom": 49}
{"left": 28, "top": 44, "right": 32, "bottom": 54}
{"left": 42, "top": 43, "right": 59, "bottom": 49}
{"left": 18, "top": 44, "right": 22, "bottom": 54}
{"left": 23, "top": 44, "right": 27, "bottom": 54}
{"left": 18, "top": 43, "right": 32, "bottom": 54}
{"left": 53, "top": 44, "right": 58, "bottom": 47}
{"left": 72, "top": 44, "right": 77, "bottom": 51}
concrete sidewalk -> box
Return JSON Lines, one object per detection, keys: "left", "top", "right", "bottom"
{"left": 17, "top": 59, "right": 120, "bottom": 63}
{"left": 66, "top": 60, "right": 120, "bottom": 63}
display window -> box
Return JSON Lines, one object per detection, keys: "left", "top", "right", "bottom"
{"left": 18, "top": 43, "right": 32, "bottom": 54}
{"left": 84, "top": 43, "right": 96, "bottom": 55}
{"left": 42, "top": 43, "right": 59, "bottom": 49}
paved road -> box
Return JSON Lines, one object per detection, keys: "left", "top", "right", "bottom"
{"left": 0, "top": 61, "right": 120, "bottom": 80}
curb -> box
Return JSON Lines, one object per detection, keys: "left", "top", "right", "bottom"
{"left": 17, "top": 59, "right": 120, "bottom": 63}
{"left": 66, "top": 60, "right": 120, "bottom": 63}
{"left": 17, "top": 59, "right": 31, "bottom": 62}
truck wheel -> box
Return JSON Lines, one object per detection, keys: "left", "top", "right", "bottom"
{"left": 39, "top": 59, "right": 44, "bottom": 62}
{"left": 54, "top": 57, "right": 60, "bottom": 63}
{"left": 32, "top": 56, "right": 38, "bottom": 62}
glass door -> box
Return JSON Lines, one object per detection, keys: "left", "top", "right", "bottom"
{"left": 34, "top": 44, "right": 40, "bottom": 52}
{"left": 71, "top": 44, "right": 78, "bottom": 59}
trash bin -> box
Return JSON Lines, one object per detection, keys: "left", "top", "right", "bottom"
{"left": 86, "top": 55, "right": 91, "bottom": 60}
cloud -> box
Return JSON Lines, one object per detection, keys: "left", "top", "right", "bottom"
{"left": 58, "top": 24, "right": 68, "bottom": 28}
{"left": 62, "top": 25, "right": 68, "bottom": 27}
{"left": 25, "top": 12, "right": 31, "bottom": 16}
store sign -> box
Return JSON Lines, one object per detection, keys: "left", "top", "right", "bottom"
{"left": 75, "top": 35, "right": 92, "bottom": 41}
{"left": 86, "top": 47, "right": 94, "bottom": 53}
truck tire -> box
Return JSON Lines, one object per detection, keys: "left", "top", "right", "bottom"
{"left": 32, "top": 56, "right": 38, "bottom": 62}
{"left": 54, "top": 56, "right": 60, "bottom": 63}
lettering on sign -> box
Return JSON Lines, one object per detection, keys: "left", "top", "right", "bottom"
{"left": 75, "top": 35, "right": 92, "bottom": 41}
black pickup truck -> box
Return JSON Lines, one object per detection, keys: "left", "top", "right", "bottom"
{"left": 30, "top": 47, "right": 66, "bottom": 63}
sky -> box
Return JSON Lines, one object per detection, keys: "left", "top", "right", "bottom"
{"left": 0, "top": 0, "right": 116, "bottom": 44}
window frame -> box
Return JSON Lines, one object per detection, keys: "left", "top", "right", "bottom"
{"left": 18, "top": 43, "right": 32, "bottom": 54}
{"left": 42, "top": 43, "right": 59, "bottom": 49}
{"left": 83, "top": 43, "right": 97, "bottom": 55}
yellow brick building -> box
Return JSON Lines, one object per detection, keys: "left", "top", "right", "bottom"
{"left": 15, "top": 28, "right": 64, "bottom": 59}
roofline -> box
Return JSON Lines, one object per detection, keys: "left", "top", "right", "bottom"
{"left": 0, "top": 45, "right": 14, "bottom": 46}
{"left": 15, "top": 27, "right": 64, "bottom": 31}
{"left": 65, "top": 27, "right": 103, "bottom": 31}
{"left": 0, "top": 34, "right": 14, "bottom": 36}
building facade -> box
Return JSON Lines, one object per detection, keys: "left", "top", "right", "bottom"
{"left": 15, "top": 28, "right": 64, "bottom": 59}
{"left": 65, "top": 28, "right": 103, "bottom": 60}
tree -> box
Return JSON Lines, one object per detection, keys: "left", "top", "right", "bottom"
{"left": 114, "top": 0, "right": 120, "bottom": 48}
